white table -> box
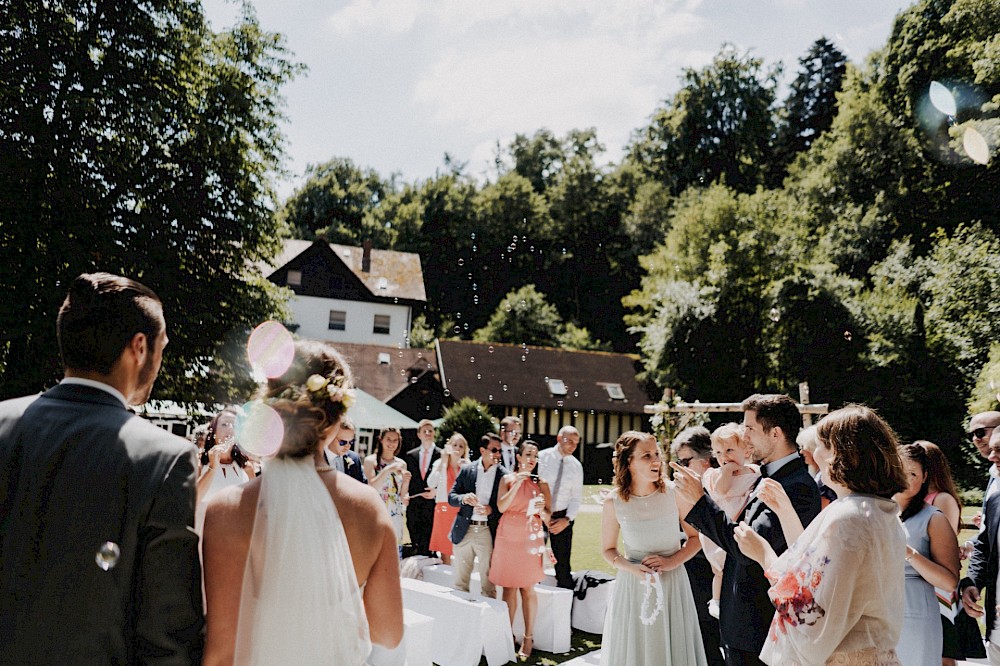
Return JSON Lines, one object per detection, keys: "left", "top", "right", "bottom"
{"left": 403, "top": 608, "right": 434, "bottom": 666}
{"left": 544, "top": 569, "right": 616, "bottom": 635}
{"left": 401, "top": 577, "right": 516, "bottom": 666}
{"left": 421, "top": 564, "right": 573, "bottom": 653}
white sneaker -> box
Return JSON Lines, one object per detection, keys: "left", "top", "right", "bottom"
{"left": 707, "top": 599, "right": 720, "bottom": 619}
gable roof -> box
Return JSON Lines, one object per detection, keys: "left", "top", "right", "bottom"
{"left": 435, "top": 339, "right": 652, "bottom": 415}
{"left": 333, "top": 342, "right": 438, "bottom": 402}
{"left": 264, "top": 239, "right": 426, "bottom": 303}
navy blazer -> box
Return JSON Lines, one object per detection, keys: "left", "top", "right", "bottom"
{"left": 327, "top": 449, "right": 367, "bottom": 484}
{"left": 962, "top": 490, "right": 1000, "bottom": 636}
{"left": 685, "top": 454, "right": 821, "bottom": 654}
{"left": 447, "top": 461, "right": 507, "bottom": 544}
{"left": 0, "top": 384, "right": 204, "bottom": 663}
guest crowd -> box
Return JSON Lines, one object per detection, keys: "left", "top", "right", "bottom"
{"left": 4, "top": 271, "right": 1000, "bottom": 666}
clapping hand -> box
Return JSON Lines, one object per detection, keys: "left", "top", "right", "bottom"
{"left": 757, "top": 479, "right": 793, "bottom": 515}
{"left": 734, "top": 521, "right": 768, "bottom": 566}
{"left": 669, "top": 461, "right": 704, "bottom": 516}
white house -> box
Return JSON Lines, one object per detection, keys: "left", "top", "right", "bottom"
{"left": 263, "top": 239, "right": 427, "bottom": 347}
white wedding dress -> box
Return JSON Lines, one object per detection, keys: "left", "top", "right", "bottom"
{"left": 234, "top": 456, "right": 371, "bottom": 665}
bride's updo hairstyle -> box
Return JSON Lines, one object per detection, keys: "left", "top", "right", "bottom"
{"left": 612, "top": 431, "right": 665, "bottom": 502}
{"left": 262, "top": 340, "right": 354, "bottom": 459}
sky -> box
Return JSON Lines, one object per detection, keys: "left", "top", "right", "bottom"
{"left": 201, "top": 0, "right": 914, "bottom": 202}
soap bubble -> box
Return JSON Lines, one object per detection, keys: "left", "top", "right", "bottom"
{"left": 235, "top": 401, "right": 284, "bottom": 457}
{"left": 96, "top": 541, "right": 120, "bottom": 571}
{"left": 246, "top": 321, "right": 295, "bottom": 379}
{"left": 843, "top": 330, "right": 853, "bottom": 342}
{"left": 768, "top": 307, "right": 781, "bottom": 323}
{"left": 443, "top": 389, "right": 451, "bottom": 397}
{"left": 488, "top": 346, "right": 494, "bottom": 353}
{"left": 964, "top": 126, "right": 991, "bottom": 165}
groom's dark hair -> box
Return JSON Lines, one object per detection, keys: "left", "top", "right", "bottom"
{"left": 57, "top": 272, "right": 163, "bottom": 374}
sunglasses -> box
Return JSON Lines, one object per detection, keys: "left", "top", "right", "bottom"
{"left": 971, "top": 427, "right": 996, "bottom": 440}
{"left": 338, "top": 438, "right": 355, "bottom": 447}
{"left": 676, "top": 456, "right": 695, "bottom": 467}
{"left": 486, "top": 447, "right": 502, "bottom": 454}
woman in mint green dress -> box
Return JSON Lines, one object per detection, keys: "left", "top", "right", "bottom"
{"left": 600, "top": 431, "right": 709, "bottom": 665}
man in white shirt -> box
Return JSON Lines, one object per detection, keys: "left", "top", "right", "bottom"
{"left": 499, "top": 416, "right": 522, "bottom": 471}
{"left": 538, "top": 425, "right": 583, "bottom": 589}
{"left": 448, "top": 434, "right": 506, "bottom": 598}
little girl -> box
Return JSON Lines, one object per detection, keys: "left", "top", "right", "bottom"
{"left": 701, "top": 422, "right": 760, "bottom": 618}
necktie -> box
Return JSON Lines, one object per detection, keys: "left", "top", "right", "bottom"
{"left": 506, "top": 448, "right": 514, "bottom": 469}
{"left": 421, "top": 447, "right": 429, "bottom": 478}
{"left": 759, "top": 464, "right": 770, "bottom": 479}
{"left": 552, "top": 457, "right": 565, "bottom": 510}
{"left": 334, "top": 455, "right": 345, "bottom": 473}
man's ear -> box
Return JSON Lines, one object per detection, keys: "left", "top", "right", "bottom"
{"left": 128, "top": 332, "right": 148, "bottom": 366}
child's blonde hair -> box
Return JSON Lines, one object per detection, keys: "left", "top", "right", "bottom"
{"left": 710, "top": 423, "right": 752, "bottom": 457}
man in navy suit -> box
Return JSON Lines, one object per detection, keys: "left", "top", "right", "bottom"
{"left": 673, "top": 394, "right": 821, "bottom": 666}
{"left": 448, "top": 433, "right": 506, "bottom": 598}
{"left": 0, "top": 273, "right": 203, "bottom": 664}
{"left": 961, "top": 427, "right": 1000, "bottom": 660}
{"left": 406, "top": 419, "right": 442, "bottom": 556}
{"left": 325, "top": 415, "right": 367, "bottom": 483}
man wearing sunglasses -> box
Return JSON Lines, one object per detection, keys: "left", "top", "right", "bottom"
{"left": 324, "top": 416, "right": 367, "bottom": 484}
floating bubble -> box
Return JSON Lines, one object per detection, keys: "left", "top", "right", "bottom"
{"left": 454, "top": 326, "right": 461, "bottom": 334}
{"left": 472, "top": 283, "right": 478, "bottom": 291}
{"left": 471, "top": 232, "right": 476, "bottom": 240}
{"left": 473, "top": 296, "right": 479, "bottom": 305}
{"left": 573, "top": 391, "right": 579, "bottom": 398}
{"left": 469, "top": 356, "right": 476, "bottom": 364}
{"left": 96, "top": 541, "right": 120, "bottom": 571}
{"left": 505, "top": 304, "right": 512, "bottom": 312}
{"left": 529, "top": 533, "right": 538, "bottom": 541}
{"left": 488, "top": 394, "right": 494, "bottom": 401}
{"left": 521, "top": 355, "right": 526, "bottom": 362}
{"left": 246, "top": 321, "right": 295, "bottom": 379}
{"left": 457, "top": 258, "right": 465, "bottom": 266}
{"left": 768, "top": 307, "right": 781, "bottom": 323}
{"left": 556, "top": 400, "right": 564, "bottom": 407}
{"left": 843, "top": 330, "right": 853, "bottom": 342}
{"left": 964, "top": 127, "right": 991, "bottom": 165}
{"left": 476, "top": 373, "right": 482, "bottom": 380}
{"left": 929, "top": 81, "right": 957, "bottom": 117}
{"left": 235, "top": 401, "right": 284, "bottom": 457}
{"left": 410, "top": 377, "right": 417, "bottom": 384}
{"left": 573, "top": 411, "right": 579, "bottom": 418}
{"left": 502, "top": 384, "right": 508, "bottom": 392}
{"left": 400, "top": 369, "right": 406, "bottom": 376}
{"left": 488, "top": 346, "right": 494, "bottom": 353}
{"left": 472, "top": 245, "right": 477, "bottom": 252}
{"left": 463, "top": 323, "right": 469, "bottom": 331}
{"left": 443, "top": 389, "right": 451, "bottom": 397}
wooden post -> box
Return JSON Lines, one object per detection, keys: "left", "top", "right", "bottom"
{"left": 798, "top": 382, "right": 812, "bottom": 427}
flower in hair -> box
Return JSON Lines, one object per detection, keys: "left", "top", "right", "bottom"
{"left": 274, "top": 372, "right": 355, "bottom": 411}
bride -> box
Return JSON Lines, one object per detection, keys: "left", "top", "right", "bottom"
{"left": 202, "top": 340, "right": 405, "bottom": 665}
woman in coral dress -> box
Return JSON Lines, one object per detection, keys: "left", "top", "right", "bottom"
{"left": 488, "top": 440, "right": 551, "bottom": 659}
{"left": 427, "top": 433, "right": 469, "bottom": 564}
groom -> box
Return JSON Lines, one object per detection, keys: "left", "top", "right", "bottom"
{"left": 673, "top": 394, "right": 821, "bottom": 666}
{"left": 0, "top": 273, "right": 203, "bottom": 663}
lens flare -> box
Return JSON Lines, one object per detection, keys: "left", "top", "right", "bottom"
{"left": 963, "top": 126, "right": 991, "bottom": 165}
{"left": 247, "top": 321, "right": 295, "bottom": 379}
{"left": 929, "top": 81, "right": 956, "bottom": 117}
{"left": 235, "top": 401, "right": 284, "bottom": 457}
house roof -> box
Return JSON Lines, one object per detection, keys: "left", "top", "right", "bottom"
{"left": 435, "top": 339, "right": 652, "bottom": 415}
{"left": 264, "top": 239, "right": 426, "bottom": 303}
{"left": 334, "top": 342, "right": 438, "bottom": 403}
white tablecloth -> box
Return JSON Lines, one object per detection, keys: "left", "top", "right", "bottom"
{"left": 403, "top": 608, "right": 434, "bottom": 666}
{"left": 401, "top": 577, "right": 516, "bottom": 666}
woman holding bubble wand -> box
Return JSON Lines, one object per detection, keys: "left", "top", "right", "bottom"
{"left": 488, "top": 439, "right": 551, "bottom": 660}
{"left": 202, "top": 339, "right": 405, "bottom": 665}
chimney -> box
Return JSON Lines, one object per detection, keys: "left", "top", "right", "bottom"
{"left": 362, "top": 239, "right": 372, "bottom": 273}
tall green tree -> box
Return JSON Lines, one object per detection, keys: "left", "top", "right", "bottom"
{"left": 472, "top": 284, "right": 606, "bottom": 351}
{"left": 0, "top": 0, "right": 300, "bottom": 402}
{"left": 628, "top": 44, "right": 780, "bottom": 195}
{"left": 771, "top": 37, "right": 848, "bottom": 183}
{"left": 278, "top": 157, "right": 394, "bottom": 244}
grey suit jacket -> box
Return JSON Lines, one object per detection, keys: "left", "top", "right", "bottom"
{"left": 0, "top": 383, "right": 204, "bottom": 664}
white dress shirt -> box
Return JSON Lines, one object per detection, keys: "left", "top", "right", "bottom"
{"left": 60, "top": 377, "right": 128, "bottom": 408}
{"left": 501, "top": 445, "right": 517, "bottom": 471}
{"left": 538, "top": 446, "right": 583, "bottom": 520}
{"left": 474, "top": 458, "right": 499, "bottom": 508}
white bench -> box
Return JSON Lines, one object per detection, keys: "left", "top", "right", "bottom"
{"left": 543, "top": 569, "right": 616, "bottom": 635}
{"left": 402, "top": 608, "right": 434, "bottom": 666}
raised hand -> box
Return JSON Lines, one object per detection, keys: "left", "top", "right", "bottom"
{"left": 734, "top": 521, "right": 768, "bottom": 566}
{"left": 669, "top": 461, "right": 705, "bottom": 515}
{"left": 757, "top": 479, "right": 793, "bottom": 515}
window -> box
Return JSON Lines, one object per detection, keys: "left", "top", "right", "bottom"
{"left": 377, "top": 277, "right": 388, "bottom": 291}
{"left": 373, "top": 314, "right": 391, "bottom": 335}
{"left": 377, "top": 352, "right": 391, "bottom": 365}
{"left": 287, "top": 270, "right": 302, "bottom": 286}
{"left": 547, "top": 378, "right": 567, "bottom": 396}
{"left": 328, "top": 310, "right": 346, "bottom": 331}
{"left": 604, "top": 383, "right": 626, "bottom": 400}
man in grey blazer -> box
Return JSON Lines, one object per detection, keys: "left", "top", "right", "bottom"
{"left": 0, "top": 272, "right": 203, "bottom": 664}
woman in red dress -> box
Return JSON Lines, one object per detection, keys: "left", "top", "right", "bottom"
{"left": 489, "top": 440, "right": 552, "bottom": 659}
{"left": 428, "top": 433, "right": 469, "bottom": 564}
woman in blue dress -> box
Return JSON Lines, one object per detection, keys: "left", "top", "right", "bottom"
{"left": 895, "top": 443, "right": 961, "bottom": 666}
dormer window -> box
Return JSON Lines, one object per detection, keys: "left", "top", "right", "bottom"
{"left": 287, "top": 270, "right": 302, "bottom": 286}
{"left": 547, "top": 378, "right": 567, "bottom": 396}
{"left": 377, "top": 352, "right": 391, "bottom": 365}
{"left": 605, "top": 383, "right": 625, "bottom": 400}
{"left": 377, "top": 277, "right": 388, "bottom": 291}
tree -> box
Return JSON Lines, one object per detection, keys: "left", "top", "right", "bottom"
{"left": 436, "top": 397, "right": 496, "bottom": 453}
{"left": 473, "top": 284, "right": 607, "bottom": 351}
{"left": 628, "top": 44, "right": 780, "bottom": 195}
{"left": 0, "top": 1, "right": 301, "bottom": 402}
{"left": 771, "top": 37, "right": 848, "bottom": 183}
{"left": 278, "top": 157, "right": 393, "bottom": 244}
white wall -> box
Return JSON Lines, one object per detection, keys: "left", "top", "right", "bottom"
{"left": 289, "top": 294, "right": 412, "bottom": 346}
